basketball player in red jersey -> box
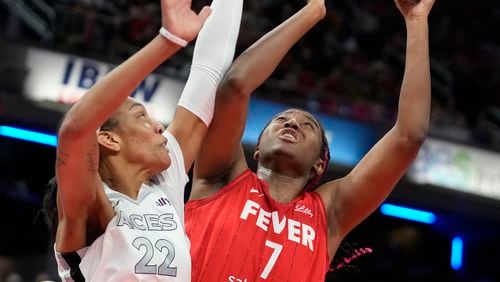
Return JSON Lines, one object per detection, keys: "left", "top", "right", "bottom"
{"left": 185, "top": 0, "right": 436, "bottom": 281}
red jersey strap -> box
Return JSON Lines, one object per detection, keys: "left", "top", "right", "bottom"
{"left": 309, "top": 190, "right": 330, "bottom": 262}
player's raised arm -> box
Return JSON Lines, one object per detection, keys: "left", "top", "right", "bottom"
{"left": 167, "top": 0, "right": 243, "bottom": 172}
{"left": 55, "top": 0, "right": 210, "bottom": 252}
{"left": 191, "top": 0, "right": 326, "bottom": 198}
{"left": 316, "top": 0, "right": 436, "bottom": 253}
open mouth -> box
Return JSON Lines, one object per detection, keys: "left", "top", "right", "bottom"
{"left": 160, "top": 138, "right": 168, "bottom": 146}
{"left": 278, "top": 128, "right": 299, "bottom": 143}
{"left": 160, "top": 140, "right": 169, "bottom": 152}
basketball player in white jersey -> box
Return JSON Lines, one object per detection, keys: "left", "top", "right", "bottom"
{"left": 48, "top": 0, "right": 243, "bottom": 280}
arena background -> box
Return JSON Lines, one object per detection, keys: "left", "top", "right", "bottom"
{"left": 0, "top": 0, "right": 499, "bottom": 281}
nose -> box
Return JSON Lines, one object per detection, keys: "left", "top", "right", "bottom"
{"left": 154, "top": 122, "right": 165, "bottom": 134}
{"left": 284, "top": 118, "right": 299, "bottom": 130}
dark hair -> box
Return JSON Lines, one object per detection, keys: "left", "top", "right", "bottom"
{"left": 256, "top": 110, "right": 331, "bottom": 191}
{"left": 304, "top": 124, "right": 330, "bottom": 191}
{"left": 41, "top": 177, "right": 58, "bottom": 240}
{"left": 99, "top": 115, "right": 120, "bottom": 132}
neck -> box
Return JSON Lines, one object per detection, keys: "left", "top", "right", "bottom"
{"left": 99, "top": 158, "right": 153, "bottom": 199}
{"left": 256, "top": 165, "right": 310, "bottom": 203}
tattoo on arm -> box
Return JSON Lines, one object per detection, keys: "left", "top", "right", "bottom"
{"left": 56, "top": 151, "right": 69, "bottom": 168}
{"left": 56, "top": 144, "right": 99, "bottom": 174}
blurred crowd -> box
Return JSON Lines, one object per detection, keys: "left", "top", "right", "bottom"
{"left": 1, "top": 0, "right": 499, "bottom": 151}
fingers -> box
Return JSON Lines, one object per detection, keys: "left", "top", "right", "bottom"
{"left": 394, "top": 0, "right": 435, "bottom": 18}
{"left": 198, "top": 6, "right": 212, "bottom": 24}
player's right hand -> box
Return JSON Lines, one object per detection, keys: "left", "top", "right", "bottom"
{"left": 161, "top": 0, "right": 212, "bottom": 42}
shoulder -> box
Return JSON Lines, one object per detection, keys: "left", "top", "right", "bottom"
{"left": 313, "top": 177, "right": 345, "bottom": 212}
{"left": 188, "top": 169, "right": 255, "bottom": 204}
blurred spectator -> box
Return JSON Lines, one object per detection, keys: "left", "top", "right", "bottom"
{"left": 0, "top": 256, "right": 21, "bottom": 282}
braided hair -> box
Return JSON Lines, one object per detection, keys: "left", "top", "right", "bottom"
{"left": 41, "top": 177, "right": 58, "bottom": 240}
{"left": 329, "top": 242, "right": 373, "bottom": 272}
{"left": 304, "top": 124, "right": 330, "bottom": 191}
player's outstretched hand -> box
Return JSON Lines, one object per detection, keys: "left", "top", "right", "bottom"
{"left": 305, "top": 0, "right": 326, "bottom": 20}
{"left": 394, "top": 0, "right": 435, "bottom": 22}
{"left": 307, "top": 0, "right": 326, "bottom": 13}
{"left": 161, "top": 0, "right": 212, "bottom": 42}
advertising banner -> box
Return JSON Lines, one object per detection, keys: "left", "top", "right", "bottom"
{"left": 23, "top": 47, "right": 184, "bottom": 124}
{"left": 408, "top": 138, "right": 500, "bottom": 200}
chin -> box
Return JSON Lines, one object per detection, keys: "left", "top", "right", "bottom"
{"left": 163, "top": 157, "right": 172, "bottom": 170}
{"left": 150, "top": 157, "right": 171, "bottom": 175}
{"left": 158, "top": 150, "right": 172, "bottom": 169}
{"left": 270, "top": 145, "right": 299, "bottom": 158}
{"left": 160, "top": 158, "right": 171, "bottom": 171}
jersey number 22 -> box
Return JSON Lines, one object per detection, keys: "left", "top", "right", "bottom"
{"left": 133, "top": 237, "right": 177, "bottom": 276}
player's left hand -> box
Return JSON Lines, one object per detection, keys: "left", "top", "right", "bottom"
{"left": 394, "top": 0, "right": 436, "bottom": 22}
{"left": 161, "top": 0, "right": 212, "bottom": 42}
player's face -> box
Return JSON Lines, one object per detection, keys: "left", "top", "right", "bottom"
{"left": 258, "top": 109, "right": 323, "bottom": 171}
{"left": 114, "top": 98, "right": 171, "bottom": 173}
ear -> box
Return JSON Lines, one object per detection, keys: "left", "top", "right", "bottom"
{"left": 312, "top": 157, "right": 326, "bottom": 177}
{"left": 253, "top": 147, "right": 260, "bottom": 161}
{"left": 97, "top": 131, "right": 121, "bottom": 152}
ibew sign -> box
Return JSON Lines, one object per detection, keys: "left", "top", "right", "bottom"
{"left": 23, "top": 47, "right": 184, "bottom": 124}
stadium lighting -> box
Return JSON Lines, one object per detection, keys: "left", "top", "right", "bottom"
{"left": 0, "top": 126, "right": 57, "bottom": 147}
{"left": 451, "top": 236, "right": 463, "bottom": 271}
{"left": 380, "top": 203, "right": 437, "bottom": 224}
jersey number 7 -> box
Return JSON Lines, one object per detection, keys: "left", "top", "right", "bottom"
{"left": 260, "top": 240, "right": 283, "bottom": 279}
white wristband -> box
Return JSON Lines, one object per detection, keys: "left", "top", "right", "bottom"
{"left": 159, "top": 27, "right": 188, "bottom": 47}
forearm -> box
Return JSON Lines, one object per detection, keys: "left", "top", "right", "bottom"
{"left": 176, "top": 0, "right": 243, "bottom": 126}
{"left": 395, "top": 19, "right": 431, "bottom": 142}
{"left": 168, "top": 0, "right": 243, "bottom": 170}
{"left": 225, "top": 2, "right": 325, "bottom": 95}
{"left": 192, "top": 0, "right": 242, "bottom": 75}
{"left": 61, "top": 35, "right": 180, "bottom": 135}
{"left": 327, "top": 17, "right": 433, "bottom": 238}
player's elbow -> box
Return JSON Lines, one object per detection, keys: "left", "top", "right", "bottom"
{"left": 409, "top": 123, "right": 429, "bottom": 146}
{"left": 395, "top": 120, "right": 428, "bottom": 147}
{"left": 219, "top": 69, "right": 252, "bottom": 100}
{"left": 404, "top": 134, "right": 427, "bottom": 151}
{"left": 58, "top": 115, "right": 86, "bottom": 142}
{"left": 400, "top": 128, "right": 427, "bottom": 150}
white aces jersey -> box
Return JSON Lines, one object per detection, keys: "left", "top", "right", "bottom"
{"left": 55, "top": 130, "right": 191, "bottom": 281}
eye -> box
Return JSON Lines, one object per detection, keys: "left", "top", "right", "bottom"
{"left": 137, "top": 112, "right": 146, "bottom": 118}
{"left": 275, "top": 116, "right": 287, "bottom": 122}
{"left": 302, "top": 121, "right": 315, "bottom": 129}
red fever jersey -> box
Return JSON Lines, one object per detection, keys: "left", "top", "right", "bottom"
{"left": 186, "top": 169, "right": 329, "bottom": 282}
